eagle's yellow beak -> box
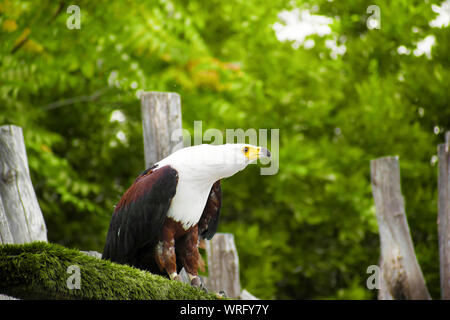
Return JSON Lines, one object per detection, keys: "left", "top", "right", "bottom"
{"left": 245, "top": 146, "right": 271, "bottom": 161}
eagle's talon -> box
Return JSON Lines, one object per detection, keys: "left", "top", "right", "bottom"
{"left": 190, "top": 276, "right": 202, "bottom": 287}
{"left": 173, "top": 274, "right": 182, "bottom": 282}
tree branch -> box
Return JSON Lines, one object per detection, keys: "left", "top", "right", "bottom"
{"left": 39, "top": 87, "right": 113, "bottom": 111}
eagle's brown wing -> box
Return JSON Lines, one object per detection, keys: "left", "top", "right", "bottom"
{"left": 198, "top": 180, "right": 222, "bottom": 240}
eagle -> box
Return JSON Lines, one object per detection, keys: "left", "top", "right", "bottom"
{"left": 102, "top": 143, "right": 270, "bottom": 286}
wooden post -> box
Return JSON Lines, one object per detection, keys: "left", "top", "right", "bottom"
{"left": 205, "top": 233, "right": 242, "bottom": 299}
{"left": 371, "top": 156, "right": 430, "bottom": 300}
{"left": 438, "top": 132, "right": 450, "bottom": 299}
{"left": 0, "top": 125, "right": 47, "bottom": 244}
{"left": 0, "top": 199, "right": 14, "bottom": 244}
{"left": 140, "top": 92, "right": 183, "bottom": 167}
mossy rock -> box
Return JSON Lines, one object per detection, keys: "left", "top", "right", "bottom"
{"left": 0, "top": 242, "right": 218, "bottom": 300}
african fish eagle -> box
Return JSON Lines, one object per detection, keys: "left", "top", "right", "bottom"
{"left": 102, "top": 143, "right": 271, "bottom": 286}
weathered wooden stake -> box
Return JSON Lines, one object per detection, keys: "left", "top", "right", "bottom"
{"left": 140, "top": 92, "right": 183, "bottom": 167}
{"left": 371, "top": 156, "right": 430, "bottom": 300}
{"left": 438, "top": 132, "right": 450, "bottom": 299}
{"left": 0, "top": 125, "right": 47, "bottom": 244}
{"left": 0, "top": 198, "right": 14, "bottom": 244}
{"left": 205, "top": 233, "right": 242, "bottom": 299}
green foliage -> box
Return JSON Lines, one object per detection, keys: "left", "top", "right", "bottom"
{"left": 0, "top": 242, "right": 218, "bottom": 300}
{"left": 0, "top": 0, "right": 448, "bottom": 299}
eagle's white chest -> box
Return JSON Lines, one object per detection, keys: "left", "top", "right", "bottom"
{"left": 166, "top": 176, "right": 213, "bottom": 229}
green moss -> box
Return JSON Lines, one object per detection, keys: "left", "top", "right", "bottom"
{"left": 0, "top": 242, "right": 218, "bottom": 300}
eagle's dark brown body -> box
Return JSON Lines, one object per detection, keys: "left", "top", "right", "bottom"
{"left": 102, "top": 164, "right": 221, "bottom": 283}
{"left": 102, "top": 143, "right": 270, "bottom": 285}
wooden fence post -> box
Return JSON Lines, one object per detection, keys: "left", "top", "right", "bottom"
{"left": 371, "top": 156, "right": 430, "bottom": 299}
{"left": 205, "top": 233, "right": 242, "bottom": 299}
{"left": 140, "top": 92, "right": 183, "bottom": 167}
{"left": 438, "top": 132, "right": 450, "bottom": 299}
{"left": 0, "top": 125, "right": 47, "bottom": 244}
{"left": 0, "top": 198, "right": 14, "bottom": 244}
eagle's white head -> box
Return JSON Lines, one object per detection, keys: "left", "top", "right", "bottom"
{"left": 157, "top": 143, "right": 271, "bottom": 183}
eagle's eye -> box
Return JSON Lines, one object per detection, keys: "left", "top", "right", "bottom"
{"left": 243, "top": 147, "right": 249, "bottom": 153}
